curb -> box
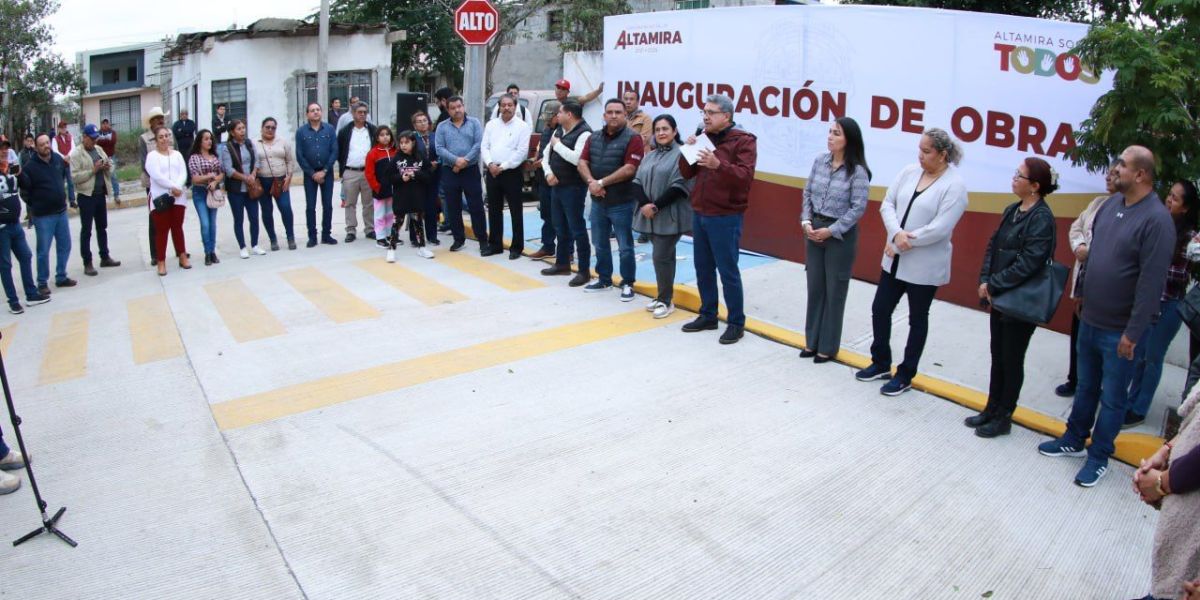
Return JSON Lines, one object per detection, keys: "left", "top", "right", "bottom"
{"left": 466, "top": 222, "right": 1163, "bottom": 467}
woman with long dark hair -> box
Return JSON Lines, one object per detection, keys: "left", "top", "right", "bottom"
{"left": 800, "top": 117, "right": 871, "bottom": 362}
{"left": 632, "top": 114, "right": 691, "bottom": 319}
{"left": 188, "top": 129, "right": 223, "bottom": 265}
{"left": 966, "top": 157, "right": 1058, "bottom": 438}
{"left": 387, "top": 130, "right": 433, "bottom": 261}
{"left": 219, "top": 119, "right": 265, "bottom": 259}
{"left": 1125, "top": 179, "right": 1200, "bottom": 428}
{"left": 366, "top": 126, "right": 397, "bottom": 250}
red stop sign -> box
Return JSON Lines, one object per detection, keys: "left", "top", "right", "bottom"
{"left": 454, "top": 0, "right": 499, "bottom": 45}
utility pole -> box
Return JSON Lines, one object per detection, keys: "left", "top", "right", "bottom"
{"left": 318, "top": 0, "right": 330, "bottom": 117}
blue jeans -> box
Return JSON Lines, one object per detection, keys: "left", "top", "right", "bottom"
{"left": 33, "top": 211, "right": 71, "bottom": 286}
{"left": 0, "top": 224, "right": 38, "bottom": 304}
{"left": 441, "top": 166, "right": 487, "bottom": 245}
{"left": 109, "top": 157, "right": 120, "bottom": 198}
{"left": 551, "top": 183, "right": 589, "bottom": 270}
{"left": 1128, "top": 298, "right": 1183, "bottom": 417}
{"left": 191, "top": 187, "right": 219, "bottom": 253}
{"left": 303, "top": 173, "right": 334, "bottom": 241}
{"left": 258, "top": 177, "right": 295, "bottom": 243}
{"left": 423, "top": 167, "right": 441, "bottom": 243}
{"left": 60, "top": 161, "right": 75, "bottom": 204}
{"left": 0, "top": 427, "right": 8, "bottom": 459}
{"left": 692, "top": 212, "right": 745, "bottom": 327}
{"left": 537, "top": 179, "right": 556, "bottom": 253}
{"left": 1064, "top": 321, "right": 1139, "bottom": 464}
{"left": 228, "top": 191, "right": 260, "bottom": 249}
{"left": 590, "top": 200, "right": 636, "bottom": 285}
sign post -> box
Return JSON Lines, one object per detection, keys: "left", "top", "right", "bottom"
{"left": 454, "top": 0, "right": 499, "bottom": 120}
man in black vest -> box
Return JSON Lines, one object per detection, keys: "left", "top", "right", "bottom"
{"left": 578, "top": 99, "right": 644, "bottom": 301}
{"left": 539, "top": 102, "right": 593, "bottom": 287}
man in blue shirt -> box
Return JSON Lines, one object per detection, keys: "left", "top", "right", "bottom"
{"left": 296, "top": 102, "right": 339, "bottom": 247}
{"left": 433, "top": 96, "right": 488, "bottom": 253}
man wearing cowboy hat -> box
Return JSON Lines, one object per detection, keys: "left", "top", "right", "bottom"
{"left": 138, "top": 107, "right": 174, "bottom": 266}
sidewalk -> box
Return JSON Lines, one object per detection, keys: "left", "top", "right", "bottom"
{"left": 488, "top": 207, "right": 1178, "bottom": 464}
{"left": 0, "top": 189, "right": 1159, "bottom": 598}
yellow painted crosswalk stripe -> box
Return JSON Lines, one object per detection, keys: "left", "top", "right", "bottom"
{"left": 0, "top": 324, "right": 15, "bottom": 355}
{"left": 127, "top": 294, "right": 185, "bottom": 364}
{"left": 39, "top": 309, "right": 88, "bottom": 385}
{"left": 436, "top": 251, "right": 545, "bottom": 292}
{"left": 281, "top": 266, "right": 380, "bottom": 324}
{"left": 212, "top": 309, "right": 687, "bottom": 430}
{"left": 204, "top": 279, "right": 287, "bottom": 343}
{"left": 354, "top": 259, "right": 468, "bottom": 306}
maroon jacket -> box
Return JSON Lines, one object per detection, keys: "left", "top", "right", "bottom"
{"left": 678, "top": 126, "right": 757, "bottom": 216}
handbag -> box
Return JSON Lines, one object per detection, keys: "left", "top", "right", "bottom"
{"left": 206, "top": 185, "right": 227, "bottom": 209}
{"left": 268, "top": 177, "right": 286, "bottom": 199}
{"left": 262, "top": 139, "right": 287, "bottom": 199}
{"left": 245, "top": 176, "right": 265, "bottom": 200}
{"left": 990, "top": 210, "right": 1069, "bottom": 324}
{"left": 1178, "top": 284, "right": 1200, "bottom": 335}
{"left": 152, "top": 193, "right": 175, "bottom": 212}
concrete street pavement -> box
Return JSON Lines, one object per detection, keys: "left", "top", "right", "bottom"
{"left": 0, "top": 189, "right": 1160, "bottom": 599}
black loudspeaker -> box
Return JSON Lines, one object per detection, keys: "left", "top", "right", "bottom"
{"left": 395, "top": 92, "right": 430, "bottom": 132}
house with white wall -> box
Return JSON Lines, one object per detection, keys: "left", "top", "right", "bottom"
{"left": 77, "top": 41, "right": 167, "bottom": 132}
{"left": 160, "top": 18, "right": 396, "bottom": 142}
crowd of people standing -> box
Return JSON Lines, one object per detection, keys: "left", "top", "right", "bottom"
{"left": 1, "top": 78, "right": 1199, "bottom": 597}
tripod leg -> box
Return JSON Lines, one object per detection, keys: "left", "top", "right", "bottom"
{"left": 46, "top": 506, "right": 65, "bottom": 526}
{"left": 13, "top": 527, "right": 44, "bottom": 547}
{"left": 50, "top": 528, "right": 77, "bottom": 547}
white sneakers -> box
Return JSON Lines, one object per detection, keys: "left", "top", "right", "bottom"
{"left": 0, "top": 450, "right": 24, "bottom": 495}
{"left": 239, "top": 248, "right": 250, "bottom": 259}
{"left": 386, "top": 249, "right": 396, "bottom": 263}
{"left": 417, "top": 247, "right": 434, "bottom": 259}
{"left": 0, "top": 470, "right": 18, "bottom": 494}
{"left": 645, "top": 299, "right": 674, "bottom": 318}
{"left": 252, "top": 246, "right": 267, "bottom": 256}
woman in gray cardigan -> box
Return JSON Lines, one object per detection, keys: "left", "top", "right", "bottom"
{"left": 633, "top": 115, "right": 692, "bottom": 319}
{"left": 855, "top": 127, "right": 969, "bottom": 396}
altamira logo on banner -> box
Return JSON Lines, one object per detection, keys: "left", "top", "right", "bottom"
{"left": 992, "top": 32, "right": 1100, "bottom": 84}
{"left": 613, "top": 29, "right": 683, "bottom": 50}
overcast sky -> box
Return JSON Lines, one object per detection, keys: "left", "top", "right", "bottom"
{"left": 48, "top": 0, "right": 320, "bottom": 61}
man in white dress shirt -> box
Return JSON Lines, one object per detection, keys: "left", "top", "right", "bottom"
{"left": 336, "top": 102, "right": 378, "bottom": 242}
{"left": 481, "top": 95, "right": 533, "bottom": 258}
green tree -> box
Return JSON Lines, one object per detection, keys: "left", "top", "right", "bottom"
{"left": 328, "top": 0, "right": 466, "bottom": 87}
{"left": 0, "top": 0, "right": 84, "bottom": 135}
{"left": 838, "top": 0, "right": 1136, "bottom": 21}
{"left": 557, "top": 0, "right": 631, "bottom": 52}
{"left": 1071, "top": 0, "right": 1200, "bottom": 185}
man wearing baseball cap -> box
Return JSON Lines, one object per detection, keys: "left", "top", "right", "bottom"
{"left": 554, "top": 79, "right": 604, "bottom": 107}
{"left": 0, "top": 139, "right": 48, "bottom": 314}
{"left": 69, "top": 125, "right": 121, "bottom": 276}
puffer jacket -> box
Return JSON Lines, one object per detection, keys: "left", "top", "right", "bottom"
{"left": 365, "top": 144, "right": 396, "bottom": 199}
{"left": 979, "top": 199, "right": 1056, "bottom": 296}
{"left": 678, "top": 125, "right": 756, "bottom": 216}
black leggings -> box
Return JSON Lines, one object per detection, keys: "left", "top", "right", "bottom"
{"left": 388, "top": 211, "right": 425, "bottom": 249}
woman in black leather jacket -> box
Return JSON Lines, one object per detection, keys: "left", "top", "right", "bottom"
{"left": 966, "top": 157, "right": 1058, "bottom": 438}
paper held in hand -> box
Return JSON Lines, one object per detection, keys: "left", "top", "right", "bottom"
{"left": 679, "top": 134, "right": 716, "bottom": 165}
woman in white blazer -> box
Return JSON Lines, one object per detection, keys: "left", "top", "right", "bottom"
{"left": 855, "top": 128, "right": 968, "bottom": 396}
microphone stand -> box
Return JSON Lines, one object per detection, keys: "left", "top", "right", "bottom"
{"left": 0, "top": 332, "right": 76, "bottom": 547}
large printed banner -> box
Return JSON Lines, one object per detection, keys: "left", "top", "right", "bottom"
{"left": 603, "top": 4, "right": 1111, "bottom": 206}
